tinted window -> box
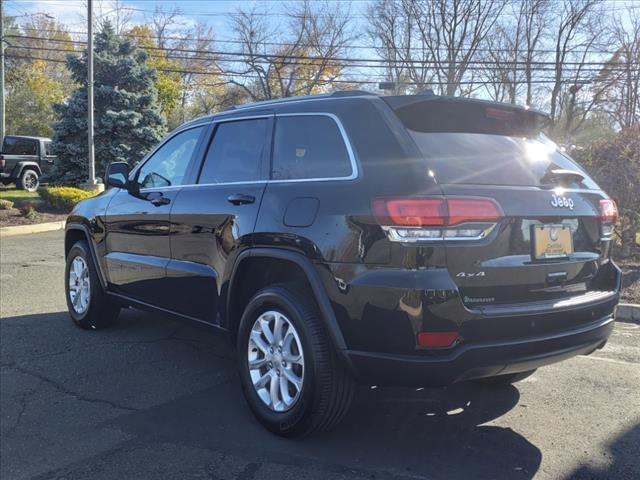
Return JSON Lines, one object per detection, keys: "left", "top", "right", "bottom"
{"left": 272, "top": 116, "right": 352, "bottom": 180}
{"left": 3, "top": 137, "right": 38, "bottom": 155}
{"left": 199, "top": 119, "right": 267, "bottom": 184}
{"left": 44, "top": 141, "right": 54, "bottom": 156}
{"left": 409, "top": 131, "right": 599, "bottom": 189}
{"left": 138, "top": 127, "right": 203, "bottom": 188}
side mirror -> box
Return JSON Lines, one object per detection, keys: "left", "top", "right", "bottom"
{"left": 106, "top": 162, "right": 129, "bottom": 189}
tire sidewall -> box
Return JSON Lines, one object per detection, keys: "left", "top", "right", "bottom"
{"left": 21, "top": 170, "right": 39, "bottom": 192}
{"left": 65, "top": 241, "right": 100, "bottom": 328}
{"left": 237, "top": 288, "right": 320, "bottom": 435}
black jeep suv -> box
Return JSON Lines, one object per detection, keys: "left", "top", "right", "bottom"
{"left": 64, "top": 91, "right": 621, "bottom": 437}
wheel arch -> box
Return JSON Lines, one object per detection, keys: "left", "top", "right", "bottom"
{"left": 65, "top": 223, "right": 108, "bottom": 288}
{"left": 226, "top": 248, "right": 348, "bottom": 353}
{"left": 12, "top": 162, "right": 42, "bottom": 178}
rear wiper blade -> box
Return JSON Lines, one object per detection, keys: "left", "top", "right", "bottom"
{"left": 542, "top": 168, "right": 585, "bottom": 184}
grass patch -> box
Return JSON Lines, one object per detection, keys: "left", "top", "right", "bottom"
{"left": 0, "top": 188, "right": 40, "bottom": 204}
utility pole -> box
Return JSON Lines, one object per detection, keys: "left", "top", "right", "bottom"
{"left": 1, "top": 0, "right": 5, "bottom": 143}
{"left": 87, "top": 0, "right": 96, "bottom": 184}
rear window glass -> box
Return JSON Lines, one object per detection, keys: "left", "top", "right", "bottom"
{"left": 3, "top": 137, "right": 38, "bottom": 155}
{"left": 409, "top": 131, "right": 599, "bottom": 189}
{"left": 199, "top": 119, "right": 267, "bottom": 184}
{"left": 272, "top": 116, "right": 353, "bottom": 180}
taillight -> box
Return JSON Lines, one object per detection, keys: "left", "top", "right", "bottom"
{"left": 599, "top": 199, "right": 618, "bottom": 237}
{"left": 373, "top": 196, "right": 503, "bottom": 242}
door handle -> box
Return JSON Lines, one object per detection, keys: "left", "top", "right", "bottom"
{"left": 150, "top": 196, "right": 171, "bottom": 206}
{"left": 227, "top": 193, "right": 255, "bottom": 205}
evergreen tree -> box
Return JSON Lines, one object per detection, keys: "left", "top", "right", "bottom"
{"left": 51, "top": 21, "right": 166, "bottom": 184}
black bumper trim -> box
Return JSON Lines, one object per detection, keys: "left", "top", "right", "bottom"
{"left": 345, "top": 315, "right": 614, "bottom": 387}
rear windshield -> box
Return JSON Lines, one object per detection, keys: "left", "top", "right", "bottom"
{"left": 409, "top": 131, "right": 599, "bottom": 189}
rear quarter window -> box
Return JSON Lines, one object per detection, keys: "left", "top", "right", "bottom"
{"left": 272, "top": 115, "right": 353, "bottom": 181}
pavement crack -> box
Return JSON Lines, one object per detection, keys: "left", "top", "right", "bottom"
{"left": 9, "top": 364, "right": 138, "bottom": 412}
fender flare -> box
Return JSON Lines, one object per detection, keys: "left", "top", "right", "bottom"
{"left": 11, "top": 162, "right": 42, "bottom": 179}
{"left": 227, "top": 247, "right": 348, "bottom": 352}
{"left": 65, "top": 223, "right": 108, "bottom": 288}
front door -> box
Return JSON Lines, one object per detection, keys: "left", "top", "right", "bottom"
{"left": 104, "top": 126, "right": 206, "bottom": 307}
{"left": 167, "top": 115, "right": 273, "bottom": 322}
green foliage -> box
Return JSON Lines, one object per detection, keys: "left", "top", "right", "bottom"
{"left": 575, "top": 125, "right": 640, "bottom": 257}
{"left": 0, "top": 199, "right": 15, "bottom": 210}
{"left": 51, "top": 21, "right": 167, "bottom": 184}
{"left": 39, "top": 187, "right": 98, "bottom": 211}
{"left": 0, "top": 188, "right": 40, "bottom": 203}
{"left": 20, "top": 204, "right": 38, "bottom": 220}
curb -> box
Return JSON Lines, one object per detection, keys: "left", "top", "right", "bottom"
{"left": 0, "top": 221, "right": 66, "bottom": 237}
{"left": 616, "top": 303, "right": 640, "bottom": 323}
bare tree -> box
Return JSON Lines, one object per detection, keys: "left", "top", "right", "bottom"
{"left": 600, "top": 6, "right": 640, "bottom": 129}
{"left": 225, "top": 1, "right": 353, "bottom": 101}
{"left": 409, "top": 0, "right": 506, "bottom": 96}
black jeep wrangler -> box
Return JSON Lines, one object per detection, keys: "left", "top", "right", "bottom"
{"left": 64, "top": 91, "right": 621, "bottom": 437}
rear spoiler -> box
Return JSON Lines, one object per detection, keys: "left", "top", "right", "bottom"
{"left": 383, "top": 95, "right": 550, "bottom": 137}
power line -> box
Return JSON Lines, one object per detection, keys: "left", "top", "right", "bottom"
{"left": 7, "top": 34, "right": 633, "bottom": 72}
{"left": 5, "top": 52, "right": 609, "bottom": 86}
{"left": 14, "top": 26, "right": 628, "bottom": 57}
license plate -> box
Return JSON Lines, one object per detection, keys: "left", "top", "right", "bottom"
{"left": 532, "top": 224, "right": 573, "bottom": 259}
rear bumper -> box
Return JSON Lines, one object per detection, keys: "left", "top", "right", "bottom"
{"left": 345, "top": 314, "right": 614, "bottom": 387}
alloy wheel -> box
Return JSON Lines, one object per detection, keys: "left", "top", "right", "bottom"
{"left": 247, "top": 310, "right": 305, "bottom": 412}
{"left": 68, "top": 256, "right": 90, "bottom": 314}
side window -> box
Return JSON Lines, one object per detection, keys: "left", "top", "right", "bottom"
{"left": 137, "top": 127, "right": 203, "bottom": 189}
{"left": 44, "top": 141, "right": 54, "bottom": 157}
{"left": 272, "top": 115, "right": 352, "bottom": 180}
{"left": 198, "top": 118, "right": 268, "bottom": 184}
{"left": 3, "top": 137, "right": 38, "bottom": 155}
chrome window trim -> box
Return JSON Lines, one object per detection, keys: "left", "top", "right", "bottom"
{"left": 137, "top": 112, "right": 359, "bottom": 192}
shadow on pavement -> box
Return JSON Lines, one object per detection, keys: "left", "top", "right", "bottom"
{"left": 2, "top": 309, "right": 542, "bottom": 479}
{"left": 567, "top": 421, "right": 640, "bottom": 479}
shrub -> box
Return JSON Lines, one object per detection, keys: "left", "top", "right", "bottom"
{"left": 20, "top": 203, "right": 38, "bottom": 220}
{"left": 0, "top": 199, "right": 14, "bottom": 210}
{"left": 39, "top": 186, "right": 98, "bottom": 211}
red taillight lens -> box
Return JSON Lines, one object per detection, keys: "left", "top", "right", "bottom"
{"left": 373, "top": 198, "right": 446, "bottom": 226}
{"left": 599, "top": 199, "right": 618, "bottom": 223}
{"left": 417, "top": 331, "right": 459, "bottom": 348}
{"left": 373, "top": 196, "right": 502, "bottom": 227}
{"left": 447, "top": 198, "right": 502, "bottom": 225}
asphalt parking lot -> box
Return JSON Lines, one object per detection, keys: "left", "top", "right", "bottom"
{"left": 1, "top": 231, "right": 639, "bottom": 480}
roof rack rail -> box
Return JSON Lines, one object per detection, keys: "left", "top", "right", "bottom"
{"left": 222, "top": 90, "right": 375, "bottom": 112}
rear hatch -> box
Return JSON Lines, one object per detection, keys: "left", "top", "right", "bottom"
{"left": 384, "top": 96, "right": 617, "bottom": 308}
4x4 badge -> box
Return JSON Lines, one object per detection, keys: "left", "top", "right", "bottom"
{"left": 456, "top": 271, "right": 486, "bottom": 278}
{"left": 550, "top": 194, "right": 574, "bottom": 210}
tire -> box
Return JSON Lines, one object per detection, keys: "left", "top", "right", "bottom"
{"left": 479, "top": 369, "right": 537, "bottom": 386}
{"left": 17, "top": 169, "right": 39, "bottom": 192}
{"left": 237, "top": 283, "right": 355, "bottom": 437}
{"left": 65, "top": 240, "right": 119, "bottom": 329}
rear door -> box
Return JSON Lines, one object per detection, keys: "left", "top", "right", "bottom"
{"left": 392, "top": 99, "right": 615, "bottom": 308}
{"left": 167, "top": 114, "right": 272, "bottom": 323}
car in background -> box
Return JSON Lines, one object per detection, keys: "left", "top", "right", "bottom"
{"left": 0, "top": 135, "right": 56, "bottom": 191}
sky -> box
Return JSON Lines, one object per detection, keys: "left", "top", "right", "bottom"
{"left": 3, "top": 0, "right": 371, "bottom": 42}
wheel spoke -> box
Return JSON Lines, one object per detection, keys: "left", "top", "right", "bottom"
{"left": 259, "top": 317, "right": 274, "bottom": 344}
{"left": 280, "top": 374, "right": 294, "bottom": 406}
{"left": 282, "top": 332, "right": 302, "bottom": 364}
{"left": 248, "top": 357, "right": 267, "bottom": 370}
{"left": 269, "top": 372, "right": 280, "bottom": 408}
{"left": 282, "top": 367, "right": 302, "bottom": 392}
{"left": 253, "top": 371, "right": 270, "bottom": 389}
{"left": 250, "top": 330, "right": 270, "bottom": 355}
{"left": 273, "top": 314, "right": 285, "bottom": 344}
